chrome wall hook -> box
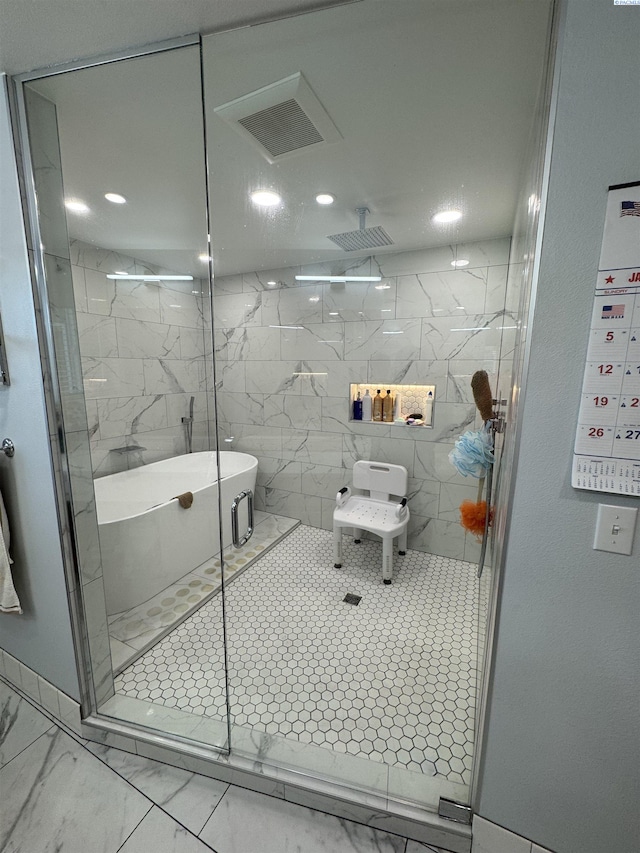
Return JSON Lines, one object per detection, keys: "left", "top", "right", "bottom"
{"left": 1, "top": 438, "right": 15, "bottom": 458}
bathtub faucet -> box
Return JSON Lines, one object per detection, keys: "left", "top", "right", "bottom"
{"left": 182, "top": 396, "right": 195, "bottom": 453}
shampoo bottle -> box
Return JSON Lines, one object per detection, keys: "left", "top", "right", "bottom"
{"left": 425, "top": 390, "right": 434, "bottom": 425}
{"left": 373, "top": 390, "right": 383, "bottom": 422}
{"left": 353, "top": 391, "right": 363, "bottom": 420}
{"left": 382, "top": 389, "right": 394, "bottom": 422}
{"left": 362, "top": 389, "right": 373, "bottom": 421}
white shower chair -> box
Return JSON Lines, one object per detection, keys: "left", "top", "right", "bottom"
{"left": 333, "top": 460, "right": 410, "bottom": 584}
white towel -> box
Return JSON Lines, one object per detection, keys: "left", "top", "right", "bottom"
{"left": 0, "top": 489, "right": 22, "bottom": 614}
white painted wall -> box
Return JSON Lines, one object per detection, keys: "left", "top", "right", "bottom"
{"left": 477, "top": 3, "right": 640, "bottom": 852}
{"left": 0, "top": 77, "right": 79, "bottom": 699}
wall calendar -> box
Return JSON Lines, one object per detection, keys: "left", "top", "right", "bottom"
{"left": 572, "top": 181, "right": 640, "bottom": 496}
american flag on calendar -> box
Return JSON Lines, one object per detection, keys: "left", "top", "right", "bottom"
{"left": 620, "top": 201, "right": 640, "bottom": 217}
{"left": 601, "top": 304, "right": 625, "bottom": 319}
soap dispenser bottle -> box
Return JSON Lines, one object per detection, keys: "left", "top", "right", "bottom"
{"left": 382, "top": 389, "right": 394, "bottom": 422}
{"left": 353, "top": 391, "right": 363, "bottom": 421}
{"left": 373, "top": 390, "right": 383, "bottom": 422}
{"left": 362, "top": 389, "right": 372, "bottom": 421}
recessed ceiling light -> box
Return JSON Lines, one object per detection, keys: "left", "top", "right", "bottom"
{"left": 64, "top": 199, "right": 89, "bottom": 214}
{"left": 198, "top": 254, "right": 211, "bottom": 262}
{"left": 250, "top": 189, "right": 281, "bottom": 207}
{"left": 315, "top": 193, "right": 335, "bottom": 205}
{"left": 267, "top": 280, "right": 277, "bottom": 287}
{"left": 433, "top": 209, "right": 462, "bottom": 224}
{"left": 309, "top": 296, "right": 320, "bottom": 303}
{"left": 104, "top": 192, "right": 127, "bottom": 204}
{"left": 451, "top": 259, "right": 469, "bottom": 268}
{"left": 375, "top": 284, "right": 391, "bottom": 290}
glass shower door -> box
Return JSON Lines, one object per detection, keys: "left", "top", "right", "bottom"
{"left": 19, "top": 42, "right": 231, "bottom": 749}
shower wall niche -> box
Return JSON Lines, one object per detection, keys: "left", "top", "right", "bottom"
{"left": 214, "top": 238, "right": 514, "bottom": 563}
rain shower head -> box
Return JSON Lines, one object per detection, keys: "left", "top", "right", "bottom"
{"left": 327, "top": 207, "right": 394, "bottom": 252}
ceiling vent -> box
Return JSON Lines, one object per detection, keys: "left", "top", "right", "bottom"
{"left": 214, "top": 72, "right": 341, "bottom": 164}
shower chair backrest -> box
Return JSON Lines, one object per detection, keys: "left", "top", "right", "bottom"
{"left": 351, "top": 460, "right": 408, "bottom": 502}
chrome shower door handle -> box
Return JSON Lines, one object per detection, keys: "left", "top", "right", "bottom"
{"left": 231, "top": 488, "right": 254, "bottom": 548}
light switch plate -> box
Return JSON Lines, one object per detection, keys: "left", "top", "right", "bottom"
{"left": 593, "top": 504, "right": 638, "bottom": 555}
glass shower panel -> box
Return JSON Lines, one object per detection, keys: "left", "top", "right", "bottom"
{"left": 21, "top": 44, "right": 230, "bottom": 749}
{"left": 201, "top": 0, "right": 478, "bottom": 809}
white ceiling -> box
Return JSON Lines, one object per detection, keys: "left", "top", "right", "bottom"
{"left": 8, "top": 0, "right": 553, "bottom": 278}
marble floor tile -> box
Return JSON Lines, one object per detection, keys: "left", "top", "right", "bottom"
{"left": 118, "top": 806, "right": 216, "bottom": 853}
{"left": 86, "top": 741, "right": 229, "bottom": 835}
{"left": 0, "top": 679, "right": 53, "bottom": 768}
{"left": 199, "top": 785, "right": 407, "bottom": 853}
{"left": 0, "top": 726, "right": 151, "bottom": 853}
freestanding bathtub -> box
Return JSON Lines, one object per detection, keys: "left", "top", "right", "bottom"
{"left": 95, "top": 451, "right": 258, "bottom": 616}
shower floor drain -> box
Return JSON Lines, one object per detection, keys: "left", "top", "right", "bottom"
{"left": 343, "top": 593, "right": 361, "bottom": 606}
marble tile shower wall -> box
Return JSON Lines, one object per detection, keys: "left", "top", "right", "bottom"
{"left": 214, "top": 238, "right": 514, "bottom": 561}
{"left": 69, "top": 239, "right": 211, "bottom": 477}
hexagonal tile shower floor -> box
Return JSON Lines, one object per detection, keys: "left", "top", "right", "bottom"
{"left": 115, "top": 524, "right": 482, "bottom": 785}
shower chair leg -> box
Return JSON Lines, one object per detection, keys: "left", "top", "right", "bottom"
{"left": 398, "top": 526, "right": 407, "bottom": 555}
{"left": 382, "top": 537, "right": 393, "bottom": 584}
{"left": 353, "top": 527, "right": 361, "bottom": 544}
{"left": 334, "top": 527, "right": 343, "bottom": 568}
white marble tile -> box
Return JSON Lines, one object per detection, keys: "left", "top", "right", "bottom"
{"left": 37, "top": 675, "right": 60, "bottom": 718}
{"left": 407, "top": 516, "right": 466, "bottom": 559}
{"left": 199, "top": 785, "right": 406, "bottom": 853}
{"left": 216, "top": 325, "right": 281, "bottom": 362}
{"left": 213, "top": 292, "right": 262, "bottom": 328}
{"left": 244, "top": 360, "right": 306, "bottom": 396}
{"left": 165, "top": 391, "right": 208, "bottom": 427}
{"left": 414, "top": 441, "right": 463, "bottom": 484}
{"left": 280, "top": 429, "right": 343, "bottom": 467}
{"left": 96, "top": 394, "right": 167, "bottom": 439}
{"left": 17, "top": 662, "right": 40, "bottom": 700}
{"left": 159, "top": 285, "right": 205, "bottom": 329}
{"left": 345, "top": 319, "right": 422, "bottom": 362}
{"left": 264, "top": 394, "right": 322, "bottom": 430}
{"left": 214, "top": 272, "right": 244, "bottom": 295}
{"left": 215, "top": 359, "right": 246, "bottom": 392}
{"left": 57, "top": 690, "right": 83, "bottom": 736}
{"left": 378, "top": 245, "right": 458, "bottom": 277}
{"left": 366, "top": 359, "right": 449, "bottom": 389}
{"left": 406, "top": 842, "right": 449, "bottom": 853}
{"left": 83, "top": 356, "right": 145, "bottom": 400}
{"left": 261, "top": 284, "right": 323, "bottom": 326}
{"left": 116, "top": 317, "right": 182, "bottom": 359}
{"left": 256, "top": 458, "right": 302, "bottom": 492}
{"left": 223, "top": 424, "right": 281, "bottom": 458}
{"left": 446, "top": 360, "right": 499, "bottom": 405}
{"left": 0, "top": 727, "right": 151, "bottom": 852}
{"left": 471, "top": 816, "right": 532, "bottom": 853}
{"left": 215, "top": 391, "right": 264, "bottom": 426}
{"left": 120, "top": 806, "right": 214, "bottom": 852}
{"left": 259, "top": 488, "right": 322, "bottom": 527}
{"left": 531, "top": 845, "right": 554, "bottom": 853}
{"left": 3, "top": 652, "right": 22, "bottom": 686}
{"left": 431, "top": 401, "right": 478, "bottom": 443}
{"left": 179, "top": 327, "right": 208, "bottom": 359}
{"left": 143, "top": 358, "right": 205, "bottom": 395}
{"left": 485, "top": 264, "right": 509, "bottom": 313}
{"left": 420, "top": 316, "right": 503, "bottom": 362}
{"left": 86, "top": 743, "right": 228, "bottom": 835}
{"left": 455, "top": 237, "right": 511, "bottom": 269}
{"left": 76, "top": 312, "right": 119, "bottom": 358}
{"left": 406, "top": 477, "right": 440, "bottom": 517}
{"left": 342, "top": 433, "right": 415, "bottom": 476}
{"left": 280, "top": 323, "right": 344, "bottom": 361}
{"left": 71, "top": 264, "right": 88, "bottom": 312}
{"left": 244, "top": 267, "right": 299, "bottom": 291}
{"left": 396, "top": 268, "right": 487, "bottom": 320}
{"left": 85, "top": 269, "right": 162, "bottom": 322}
{"left": 322, "top": 279, "right": 397, "bottom": 322}
{"left": 300, "top": 463, "right": 348, "bottom": 499}
{"left": 438, "top": 482, "right": 482, "bottom": 522}
{"left": 0, "top": 681, "right": 53, "bottom": 767}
